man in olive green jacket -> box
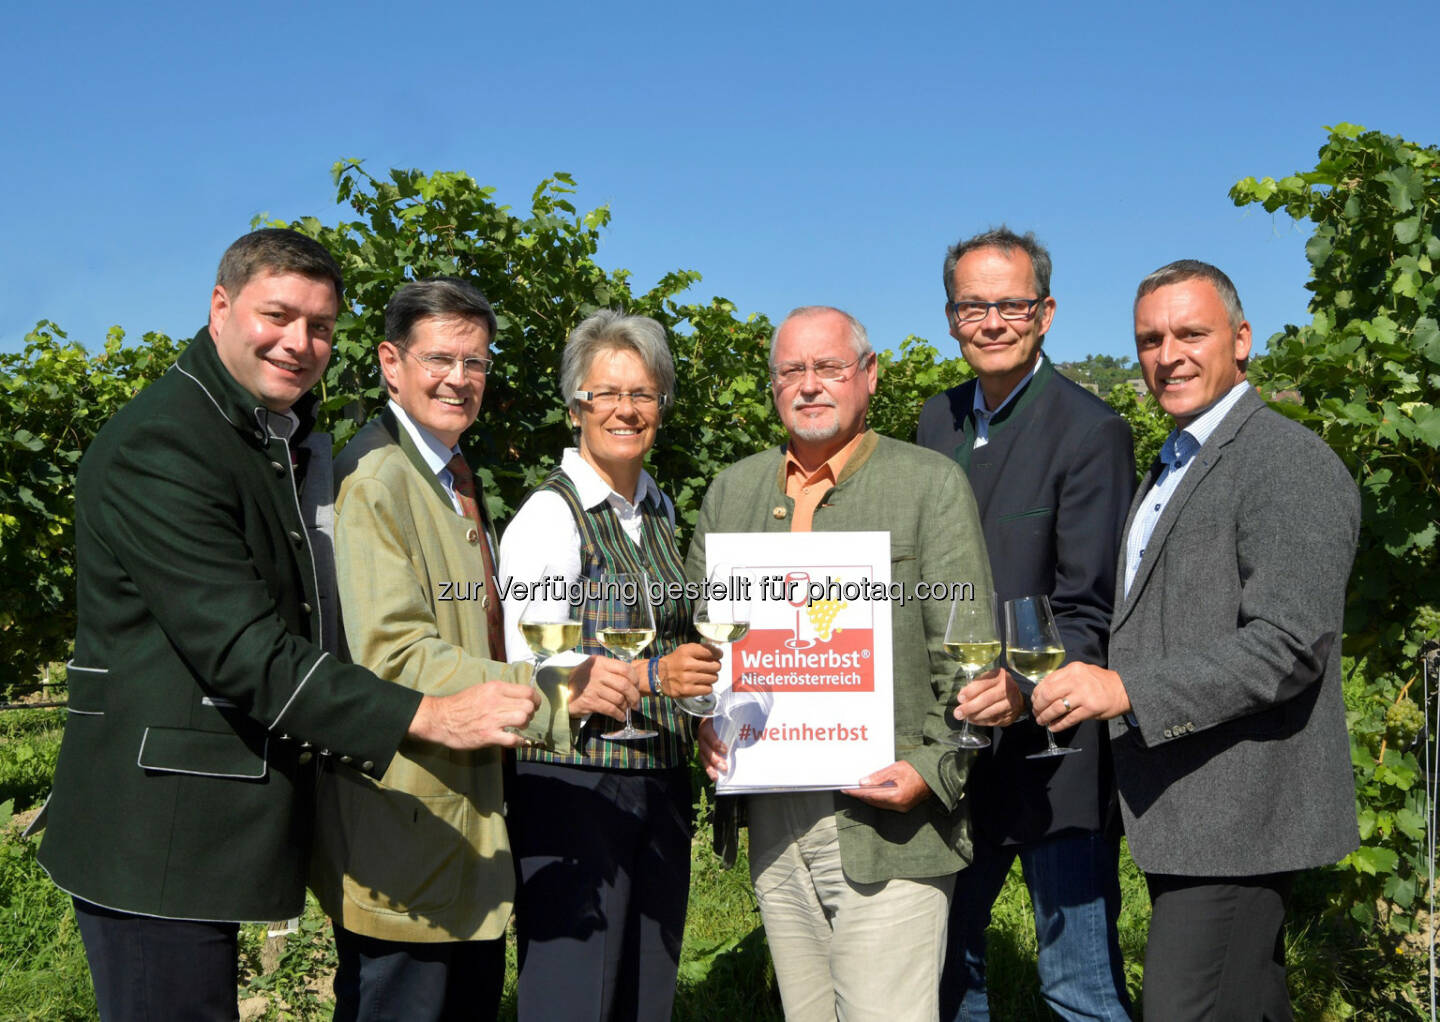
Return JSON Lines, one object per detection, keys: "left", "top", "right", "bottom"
{"left": 692, "top": 306, "right": 992, "bottom": 1022}
{"left": 310, "top": 278, "right": 531, "bottom": 1020}
{"left": 38, "top": 231, "right": 538, "bottom": 1021}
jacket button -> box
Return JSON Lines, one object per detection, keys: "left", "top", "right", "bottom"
{"left": 1163, "top": 727, "right": 1173, "bottom": 739}
{"left": 279, "top": 733, "right": 290, "bottom": 742}
{"left": 1185, "top": 722, "right": 1196, "bottom": 732}
{"left": 772, "top": 507, "right": 788, "bottom": 520}
{"left": 301, "top": 602, "right": 313, "bottom": 614}
{"left": 361, "top": 760, "right": 375, "bottom": 771}
{"left": 270, "top": 461, "right": 286, "bottom": 475}
{"left": 339, "top": 755, "right": 353, "bottom": 764}
{"left": 297, "top": 751, "right": 313, "bottom": 765}
{"left": 466, "top": 528, "right": 479, "bottom": 544}
{"left": 288, "top": 531, "right": 303, "bottom": 544}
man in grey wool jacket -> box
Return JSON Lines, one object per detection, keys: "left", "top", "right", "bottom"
{"left": 1035, "top": 259, "right": 1360, "bottom": 1020}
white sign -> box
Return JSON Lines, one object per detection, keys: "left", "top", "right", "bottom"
{"left": 707, "top": 531, "right": 894, "bottom": 792}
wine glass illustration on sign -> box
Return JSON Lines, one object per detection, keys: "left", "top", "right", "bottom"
{"left": 1005, "top": 594, "right": 1081, "bottom": 759}
{"left": 783, "top": 570, "right": 814, "bottom": 649}
{"left": 942, "top": 590, "right": 999, "bottom": 749}
{"left": 515, "top": 571, "right": 583, "bottom": 744}
{"left": 681, "top": 565, "right": 751, "bottom": 718}
{"left": 597, "top": 571, "right": 659, "bottom": 742}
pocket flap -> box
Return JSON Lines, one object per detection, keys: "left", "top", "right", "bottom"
{"left": 997, "top": 506, "right": 1054, "bottom": 523}
{"left": 137, "top": 727, "right": 268, "bottom": 780}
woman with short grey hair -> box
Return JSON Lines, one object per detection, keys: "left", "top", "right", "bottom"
{"left": 498, "top": 310, "right": 718, "bottom": 1021}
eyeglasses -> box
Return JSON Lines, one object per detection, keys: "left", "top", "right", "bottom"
{"left": 574, "top": 389, "right": 668, "bottom": 411}
{"left": 769, "top": 355, "right": 870, "bottom": 387}
{"left": 401, "top": 348, "right": 493, "bottom": 378}
{"left": 947, "top": 298, "right": 1044, "bottom": 324}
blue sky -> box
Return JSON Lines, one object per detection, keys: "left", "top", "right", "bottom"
{"left": 4, "top": 1, "right": 1437, "bottom": 368}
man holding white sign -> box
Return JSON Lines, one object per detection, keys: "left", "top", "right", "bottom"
{"left": 691, "top": 306, "right": 993, "bottom": 1022}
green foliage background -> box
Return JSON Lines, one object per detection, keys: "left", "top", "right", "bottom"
{"left": 0, "top": 125, "right": 1435, "bottom": 1015}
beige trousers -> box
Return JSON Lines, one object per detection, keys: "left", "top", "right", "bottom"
{"left": 748, "top": 792, "right": 952, "bottom": 1022}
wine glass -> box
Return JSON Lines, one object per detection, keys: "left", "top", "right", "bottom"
{"left": 518, "top": 575, "right": 583, "bottom": 669}
{"left": 680, "top": 565, "right": 750, "bottom": 718}
{"left": 1004, "top": 594, "right": 1082, "bottom": 759}
{"left": 597, "top": 571, "right": 659, "bottom": 741}
{"left": 783, "top": 570, "right": 814, "bottom": 649}
{"left": 942, "top": 591, "right": 999, "bottom": 748}
{"left": 514, "top": 576, "right": 583, "bottom": 745}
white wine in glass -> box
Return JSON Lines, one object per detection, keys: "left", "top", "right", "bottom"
{"left": 1004, "top": 594, "right": 1081, "bottom": 759}
{"left": 942, "top": 591, "right": 999, "bottom": 748}
{"left": 681, "top": 565, "right": 750, "bottom": 717}
{"left": 514, "top": 575, "right": 583, "bottom": 744}
{"left": 598, "top": 571, "right": 659, "bottom": 741}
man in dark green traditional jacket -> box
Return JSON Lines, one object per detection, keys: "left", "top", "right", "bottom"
{"left": 37, "top": 229, "right": 538, "bottom": 1020}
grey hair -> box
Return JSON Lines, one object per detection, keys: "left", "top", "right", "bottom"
{"left": 560, "top": 310, "right": 676, "bottom": 417}
{"left": 385, "top": 277, "right": 497, "bottom": 347}
{"left": 768, "top": 306, "right": 874, "bottom": 367}
{"left": 1134, "top": 259, "right": 1246, "bottom": 330}
{"left": 941, "top": 226, "right": 1052, "bottom": 303}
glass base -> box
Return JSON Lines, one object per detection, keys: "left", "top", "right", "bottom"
{"left": 677, "top": 694, "right": 718, "bottom": 718}
{"left": 943, "top": 730, "right": 991, "bottom": 749}
{"left": 602, "top": 724, "right": 659, "bottom": 741}
{"left": 1026, "top": 744, "right": 1083, "bottom": 759}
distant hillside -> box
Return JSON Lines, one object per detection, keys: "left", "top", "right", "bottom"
{"left": 1053, "top": 353, "right": 1140, "bottom": 397}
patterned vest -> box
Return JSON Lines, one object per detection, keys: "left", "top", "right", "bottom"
{"left": 518, "top": 468, "right": 696, "bottom": 769}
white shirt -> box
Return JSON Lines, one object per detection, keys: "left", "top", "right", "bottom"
{"left": 1123, "top": 380, "right": 1252, "bottom": 597}
{"left": 498, "top": 448, "right": 672, "bottom": 665}
{"left": 972, "top": 353, "right": 1044, "bottom": 449}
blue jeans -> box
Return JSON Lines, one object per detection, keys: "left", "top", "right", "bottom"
{"left": 940, "top": 831, "right": 1131, "bottom": 1022}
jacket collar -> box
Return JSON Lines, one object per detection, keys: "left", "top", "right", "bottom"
{"left": 376, "top": 406, "right": 453, "bottom": 508}
{"left": 773, "top": 429, "right": 879, "bottom": 495}
{"left": 174, "top": 325, "right": 319, "bottom": 447}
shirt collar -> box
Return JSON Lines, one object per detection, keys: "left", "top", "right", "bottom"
{"left": 783, "top": 429, "right": 867, "bottom": 485}
{"left": 1162, "top": 380, "right": 1252, "bottom": 467}
{"left": 560, "top": 447, "right": 661, "bottom": 511}
{"left": 387, "top": 399, "right": 460, "bottom": 478}
{"left": 973, "top": 353, "right": 1045, "bottom": 420}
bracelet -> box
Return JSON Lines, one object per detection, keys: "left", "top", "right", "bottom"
{"left": 647, "top": 657, "right": 662, "bottom": 697}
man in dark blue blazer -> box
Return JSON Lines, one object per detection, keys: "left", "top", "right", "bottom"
{"left": 1036, "top": 261, "right": 1360, "bottom": 1019}
{"left": 918, "top": 227, "right": 1134, "bottom": 1021}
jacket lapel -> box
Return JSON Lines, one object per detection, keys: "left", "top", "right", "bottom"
{"left": 379, "top": 407, "right": 453, "bottom": 510}
{"left": 1111, "top": 388, "right": 1266, "bottom": 628}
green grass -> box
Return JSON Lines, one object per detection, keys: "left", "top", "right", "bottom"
{"left": 0, "top": 724, "right": 1430, "bottom": 1021}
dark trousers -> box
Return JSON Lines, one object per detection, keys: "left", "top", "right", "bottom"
{"left": 509, "top": 760, "right": 692, "bottom": 1022}
{"left": 1144, "top": 872, "right": 1295, "bottom": 1021}
{"left": 72, "top": 897, "right": 240, "bottom": 1021}
{"left": 332, "top": 926, "right": 505, "bottom": 1022}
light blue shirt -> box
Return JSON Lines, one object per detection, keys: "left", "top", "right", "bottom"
{"left": 971, "top": 353, "right": 1044, "bottom": 449}
{"left": 1123, "top": 380, "right": 1252, "bottom": 597}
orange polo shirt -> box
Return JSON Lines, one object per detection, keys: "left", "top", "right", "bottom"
{"left": 783, "top": 431, "right": 868, "bottom": 532}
